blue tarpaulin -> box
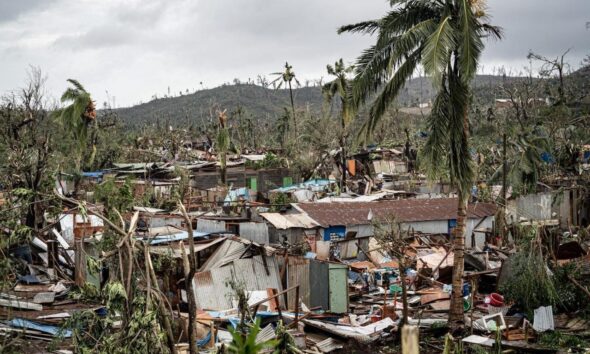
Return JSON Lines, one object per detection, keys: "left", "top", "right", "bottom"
{"left": 9, "top": 318, "right": 72, "bottom": 338}
{"left": 82, "top": 171, "right": 104, "bottom": 179}
{"left": 197, "top": 331, "right": 213, "bottom": 347}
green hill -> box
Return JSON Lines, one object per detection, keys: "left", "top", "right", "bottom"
{"left": 114, "top": 68, "right": 588, "bottom": 127}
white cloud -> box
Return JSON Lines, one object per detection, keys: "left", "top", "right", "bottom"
{"left": 0, "top": 0, "right": 588, "bottom": 107}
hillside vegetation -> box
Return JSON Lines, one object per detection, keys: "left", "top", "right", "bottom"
{"left": 114, "top": 74, "right": 523, "bottom": 126}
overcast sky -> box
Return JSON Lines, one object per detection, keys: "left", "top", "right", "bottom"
{"left": 1, "top": 0, "right": 589, "bottom": 107}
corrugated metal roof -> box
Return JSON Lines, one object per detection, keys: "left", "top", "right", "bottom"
{"left": 260, "top": 213, "right": 320, "bottom": 230}
{"left": 295, "top": 198, "right": 496, "bottom": 227}
{"left": 315, "top": 337, "right": 344, "bottom": 353}
{"left": 255, "top": 324, "right": 276, "bottom": 344}
{"left": 315, "top": 191, "right": 397, "bottom": 203}
{"left": 198, "top": 238, "right": 276, "bottom": 271}
{"left": 199, "top": 239, "right": 246, "bottom": 271}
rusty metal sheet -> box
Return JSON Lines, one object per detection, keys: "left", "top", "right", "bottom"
{"left": 295, "top": 198, "right": 496, "bottom": 227}
{"left": 286, "top": 257, "right": 310, "bottom": 310}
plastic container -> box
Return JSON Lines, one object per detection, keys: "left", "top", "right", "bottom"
{"left": 489, "top": 293, "right": 504, "bottom": 307}
{"left": 462, "top": 283, "right": 471, "bottom": 297}
{"left": 463, "top": 298, "right": 471, "bottom": 311}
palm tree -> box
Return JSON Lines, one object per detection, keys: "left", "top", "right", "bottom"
{"left": 323, "top": 58, "right": 356, "bottom": 191}
{"left": 216, "top": 109, "right": 230, "bottom": 186}
{"left": 54, "top": 79, "right": 97, "bottom": 193}
{"left": 271, "top": 62, "right": 300, "bottom": 135}
{"left": 340, "top": 0, "right": 501, "bottom": 328}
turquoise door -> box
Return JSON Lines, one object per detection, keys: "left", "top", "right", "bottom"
{"left": 328, "top": 264, "right": 348, "bottom": 313}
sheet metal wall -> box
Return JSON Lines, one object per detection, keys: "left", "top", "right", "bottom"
{"left": 507, "top": 192, "right": 553, "bottom": 221}
{"left": 196, "top": 219, "right": 226, "bottom": 233}
{"left": 239, "top": 222, "right": 270, "bottom": 244}
{"left": 193, "top": 266, "right": 234, "bottom": 309}
{"left": 193, "top": 255, "right": 283, "bottom": 310}
{"left": 286, "top": 257, "right": 310, "bottom": 310}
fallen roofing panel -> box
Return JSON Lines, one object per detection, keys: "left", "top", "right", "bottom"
{"left": 8, "top": 318, "right": 72, "bottom": 338}
{"left": 146, "top": 230, "right": 213, "bottom": 245}
{"left": 133, "top": 206, "right": 166, "bottom": 214}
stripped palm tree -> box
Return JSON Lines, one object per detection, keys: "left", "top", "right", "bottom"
{"left": 323, "top": 58, "right": 356, "bottom": 191}
{"left": 54, "top": 79, "right": 97, "bottom": 194}
{"left": 216, "top": 109, "right": 230, "bottom": 186}
{"left": 271, "top": 62, "right": 301, "bottom": 135}
{"left": 340, "top": 0, "right": 501, "bottom": 328}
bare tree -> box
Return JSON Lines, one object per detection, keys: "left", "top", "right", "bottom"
{"left": 373, "top": 216, "right": 414, "bottom": 325}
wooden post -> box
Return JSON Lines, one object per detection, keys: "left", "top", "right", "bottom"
{"left": 179, "top": 201, "right": 198, "bottom": 354}
{"left": 271, "top": 288, "right": 283, "bottom": 319}
{"left": 470, "top": 277, "right": 477, "bottom": 335}
{"left": 294, "top": 285, "right": 300, "bottom": 327}
{"left": 74, "top": 237, "right": 86, "bottom": 287}
{"left": 401, "top": 325, "right": 419, "bottom": 354}
{"left": 47, "top": 240, "right": 57, "bottom": 280}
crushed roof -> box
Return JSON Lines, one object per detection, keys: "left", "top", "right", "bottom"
{"left": 294, "top": 198, "right": 496, "bottom": 227}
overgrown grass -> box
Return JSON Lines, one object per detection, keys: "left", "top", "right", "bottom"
{"left": 539, "top": 331, "right": 589, "bottom": 350}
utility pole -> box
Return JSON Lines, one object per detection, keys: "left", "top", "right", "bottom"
{"left": 502, "top": 133, "right": 507, "bottom": 207}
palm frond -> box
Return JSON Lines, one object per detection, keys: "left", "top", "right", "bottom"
{"left": 364, "top": 50, "right": 420, "bottom": 138}
{"left": 338, "top": 20, "right": 380, "bottom": 35}
{"left": 421, "top": 80, "right": 451, "bottom": 181}
{"left": 387, "top": 19, "right": 437, "bottom": 74}
{"left": 66, "top": 79, "right": 86, "bottom": 93}
{"left": 351, "top": 42, "right": 397, "bottom": 109}
{"left": 422, "top": 15, "right": 456, "bottom": 84}
{"left": 481, "top": 24, "right": 503, "bottom": 40}
{"left": 457, "top": 0, "right": 484, "bottom": 83}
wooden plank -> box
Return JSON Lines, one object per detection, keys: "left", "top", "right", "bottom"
{"left": 14, "top": 284, "right": 53, "bottom": 292}
{"left": 420, "top": 292, "right": 450, "bottom": 305}
{"left": 429, "top": 300, "right": 451, "bottom": 311}
{"left": 0, "top": 298, "right": 43, "bottom": 311}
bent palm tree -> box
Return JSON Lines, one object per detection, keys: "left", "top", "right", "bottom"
{"left": 54, "top": 79, "right": 97, "bottom": 193}
{"left": 323, "top": 58, "right": 356, "bottom": 191}
{"left": 271, "top": 62, "right": 300, "bottom": 135}
{"left": 340, "top": 0, "right": 501, "bottom": 328}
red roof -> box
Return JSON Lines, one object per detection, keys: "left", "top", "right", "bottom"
{"left": 295, "top": 198, "right": 496, "bottom": 227}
